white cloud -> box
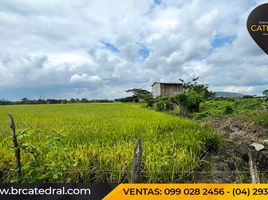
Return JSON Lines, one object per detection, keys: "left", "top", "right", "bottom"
{"left": 223, "top": 86, "right": 254, "bottom": 93}
{"left": 0, "top": 0, "right": 267, "bottom": 100}
{"left": 70, "top": 74, "right": 102, "bottom": 83}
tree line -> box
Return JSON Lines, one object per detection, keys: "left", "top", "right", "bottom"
{"left": 1, "top": 83, "right": 267, "bottom": 106}
{"left": 0, "top": 98, "right": 113, "bottom": 105}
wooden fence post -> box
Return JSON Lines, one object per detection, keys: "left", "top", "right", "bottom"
{"left": 131, "top": 138, "right": 142, "bottom": 183}
{"left": 7, "top": 113, "right": 21, "bottom": 178}
{"left": 248, "top": 147, "right": 260, "bottom": 184}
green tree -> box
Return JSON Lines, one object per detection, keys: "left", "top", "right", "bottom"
{"left": 21, "top": 97, "right": 29, "bottom": 104}
{"left": 179, "top": 77, "right": 215, "bottom": 100}
{"left": 174, "top": 89, "right": 203, "bottom": 116}
{"left": 126, "top": 88, "right": 152, "bottom": 102}
{"left": 81, "top": 98, "right": 89, "bottom": 103}
{"left": 175, "top": 77, "right": 215, "bottom": 116}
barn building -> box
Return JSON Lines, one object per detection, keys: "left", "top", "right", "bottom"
{"left": 152, "top": 82, "right": 183, "bottom": 97}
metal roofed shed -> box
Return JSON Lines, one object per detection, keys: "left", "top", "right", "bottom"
{"left": 152, "top": 82, "right": 183, "bottom": 97}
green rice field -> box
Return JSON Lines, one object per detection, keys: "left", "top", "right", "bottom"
{"left": 0, "top": 103, "right": 221, "bottom": 183}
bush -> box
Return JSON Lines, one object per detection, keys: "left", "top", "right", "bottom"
{"left": 155, "top": 96, "right": 175, "bottom": 111}
{"left": 173, "top": 89, "right": 204, "bottom": 116}
{"left": 234, "top": 98, "right": 264, "bottom": 110}
{"left": 174, "top": 89, "right": 203, "bottom": 107}
{"left": 143, "top": 94, "right": 154, "bottom": 107}
{"left": 194, "top": 97, "right": 268, "bottom": 119}
{"left": 224, "top": 105, "right": 234, "bottom": 114}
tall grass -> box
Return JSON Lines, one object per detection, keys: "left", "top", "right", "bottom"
{"left": 195, "top": 98, "right": 268, "bottom": 119}
{"left": 0, "top": 103, "right": 221, "bottom": 182}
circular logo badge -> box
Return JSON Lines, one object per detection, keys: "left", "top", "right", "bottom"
{"left": 247, "top": 4, "right": 268, "bottom": 54}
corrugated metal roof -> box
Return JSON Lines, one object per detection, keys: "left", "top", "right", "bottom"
{"left": 151, "top": 82, "right": 183, "bottom": 87}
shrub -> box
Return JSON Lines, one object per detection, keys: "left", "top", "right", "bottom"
{"left": 174, "top": 89, "right": 204, "bottom": 116}
{"left": 194, "top": 97, "right": 268, "bottom": 119}
{"left": 143, "top": 94, "right": 154, "bottom": 107}
{"left": 155, "top": 96, "right": 175, "bottom": 111}
{"left": 224, "top": 105, "right": 234, "bottom": 114}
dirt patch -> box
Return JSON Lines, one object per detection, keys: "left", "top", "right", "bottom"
{"left": 196, "top": 117, "right": 268, "bottom": 183}
{"left": 209, "top": 117, "right": 268, "bottom": 144}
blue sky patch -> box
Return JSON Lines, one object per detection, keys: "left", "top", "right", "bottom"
{"left": 138, "top": 45, "right": 150, "bottom": 59}
{"left": 101, "top": 41, "right": 119, "bottom": 52}
{"left": 211, "top": 35, "right": 236, "bottom": 48}
{"left": 154, "top": 0, "right": 162, "bottom": 5}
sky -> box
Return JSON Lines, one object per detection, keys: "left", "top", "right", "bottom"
{"left": 0, "top": 0, "right": 268, "bottom": 100}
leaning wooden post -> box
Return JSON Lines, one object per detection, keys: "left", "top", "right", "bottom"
{"left": 248, "top": 146, "right": 260, "bottom": 184}
{"left": 7, "top": 113, "right": 21, "bottom": 178}
{"left": 131, "top": 138, "right": 142, "bottom": 183}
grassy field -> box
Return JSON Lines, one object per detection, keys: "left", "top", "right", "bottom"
{"left": 0, "top": 103, "right": 220, "bottom": 183}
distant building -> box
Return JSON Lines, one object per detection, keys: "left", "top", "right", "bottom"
{"left": 152, "top": 82, "right": 183, "bottom": 97}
